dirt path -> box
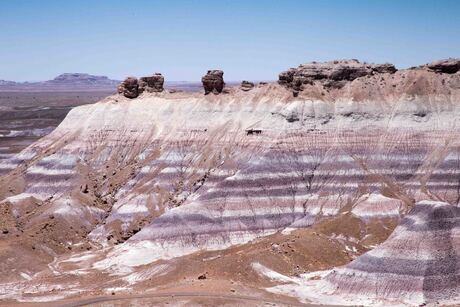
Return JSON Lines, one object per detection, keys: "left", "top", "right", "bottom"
{"left": 55, "top": 292, "right": 315, "bottom": 307}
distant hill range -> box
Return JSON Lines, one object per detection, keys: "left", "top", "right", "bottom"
{"left": 0, "top": 73, "right": 120, "bottom": 91}
{"left": 0, "top": 72, "right": 247, "bottom": 92}
{"left": 0, "top": 73, "right": 209, "bottom": 92}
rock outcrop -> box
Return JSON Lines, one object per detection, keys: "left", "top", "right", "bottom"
{"left": 279, "top": 59, "right": 397, "bottom": 95}
{"left": 426, "top": 58, "right": 460, "bottom": 74}
{"left": 202, "top": 70, "right": 225, "bottom": 94}
{"left": 240, "top": 80, "right": 254, "bottom": 91}
{"left": 117, "top": 77, "right": 139, "bottom": 98}
{"left": 139, "top": 73, "right": 164, "bottom": 93}
{"left": 118, "top": 73, "right": 165, "bottom": 97}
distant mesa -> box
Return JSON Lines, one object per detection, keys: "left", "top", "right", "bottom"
{"left": 0, "top": 73, "right": 119, "bottom": 91}
{"left": 49, "top": 73, "right": 117, "bottom": 86}
{"left": 0, "top": 80, "right": 18, "bottom": 86}
{"left": 202, "top": 70, "right": 225, "bottom": 95}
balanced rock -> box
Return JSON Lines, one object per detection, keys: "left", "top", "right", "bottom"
{"left": 117, "top": 77, "right": 139, "bottom": 99}
{"left": 278, "top": 59, "right": 397, "bottom": 92}
{"left": 202, "top": 70, "right": 225, "bottom": 95}
{"left": 426, "top": 58, "right": 460, "bottom": 74}
{"left": 139, "top": 73, "right": 164, "bottom": 93}
{"left": 240, "top": 80, "right": 254, "bottom": 91}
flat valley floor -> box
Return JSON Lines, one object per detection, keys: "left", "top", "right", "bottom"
{"left": 0, "top": 91, "right": 113, "bottom": 161}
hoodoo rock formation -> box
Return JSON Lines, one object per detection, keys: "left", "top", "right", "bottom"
{"left": 139, "top": 73, "right": 164, "bottom": 93}
{"left": 117, "top": 76, "right": 139, "bottom": 98}
{"left": 201, "top": 70, "right": 225, "bottom": 94}
{"left": 118, "top": 73, "right": 165, "bottom": 98}
{"left": 279, "top": 59, "right": 397, "bottom": 95}
{"left": 1, "top": 58, "right": 460, "bottom": 305}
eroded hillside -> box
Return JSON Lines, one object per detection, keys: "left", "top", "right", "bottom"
{"left": 1, "top": 59, "right": 460, "bottom": 306}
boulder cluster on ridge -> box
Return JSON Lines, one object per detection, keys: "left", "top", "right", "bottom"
{"left": 424, "top": 58, "right": 460, "bottom": 74}
{"left": 117, "top": 76, "right": 140, "bottom": 98}
{"left": 118, "top": 73, "right": 165, "bottom": 98}
{"left": 116, "top": 58, "right": 460, "bottom": 99}
{"left": 278, "top": 59, "right": 397, "bottom": 96}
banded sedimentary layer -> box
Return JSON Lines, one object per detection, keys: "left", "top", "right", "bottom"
{"left": 269, "top": 200, "right": 460, "bottom": 306}
{"left": 325, "top": 200, "right": 460, "bottom": 305}
{"left": 1, "top": 59, "right": 460, "bottom": 304}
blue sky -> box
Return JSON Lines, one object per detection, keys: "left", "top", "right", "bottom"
{"left": 1, "top": 0, "right": 459, "bottom": 81}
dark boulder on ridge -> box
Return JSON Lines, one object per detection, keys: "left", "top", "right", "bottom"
{"left": 202, "top": 70, "right": 225, "bottom": 95}
{"left": 240, "top": 80, "right": 255, "bottom": 91}
{"left": 426, "top": 58, "right": 460, "bottom": 74}
{"left": 278, "top": 59, "right": 397, "bottom": 94}
{"left": 139, "top": 73, "right": 164, "bottom": 93}
{"left": 117, "top": 77, "right": 139, "bottom": 99}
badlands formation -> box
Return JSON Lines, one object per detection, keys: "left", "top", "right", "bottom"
{"left": 0, "top": 58, "right": 460, "bottom": 305}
